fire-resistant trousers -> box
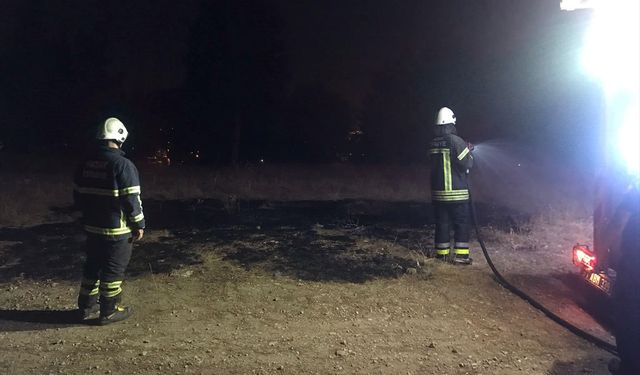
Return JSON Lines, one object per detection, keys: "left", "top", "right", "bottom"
{"left": 78, "top": 235, "right": 133, "bottom": 307}
{"left": 433, "top": 201, "right": 471, "bottom": 257}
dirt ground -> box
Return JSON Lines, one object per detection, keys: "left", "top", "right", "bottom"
{"left": 0, "top": 198, "right": 617, "bottom": 375}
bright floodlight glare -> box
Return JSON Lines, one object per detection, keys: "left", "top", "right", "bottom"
{"left": 560, "top": 0, "right": 596, "bottom": 11}
{"left": 581, "top": 0, "right": 640, "bottom": 93}
{"left": 579, "top": 0, "right": 640, "bottom": 178}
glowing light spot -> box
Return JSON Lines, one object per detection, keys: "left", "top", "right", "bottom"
{"left": 581, "top": 0, "right": 640, "bottom": 93}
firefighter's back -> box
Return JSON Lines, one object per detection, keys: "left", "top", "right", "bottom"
{"left": 74, "top": 145, "right": 136, "bottom": 239}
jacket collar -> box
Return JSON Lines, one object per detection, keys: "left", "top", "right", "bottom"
{"left": 434, "top": 123, "right": 457, "bottom": 137}
{"left": 98, "top": 145, "right": 125, "bottom": 156}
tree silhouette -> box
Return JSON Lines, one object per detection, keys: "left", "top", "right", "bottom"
{"left": 184, "top": 0, "right": 288, "bottom": 164}
{"left": 280, "top": 83, "right": 354, "bottom": 162}
{"left": 0, "top": 1, "right": 116, "bottom": 152}
{"left": 360, "top": 58, "right": 439, "bottom": 163}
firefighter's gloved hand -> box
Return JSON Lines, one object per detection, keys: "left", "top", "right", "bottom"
{"left": 467, "top": 142, "right": 475, "bottom": 151}
{"left": 130, "top": 229, "right": 144, "bottom": 243}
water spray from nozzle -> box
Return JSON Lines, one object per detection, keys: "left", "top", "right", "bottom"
{"left": 467, "top": 140, "right": 518, "bottom": 165}
{"left": 465, "top": 139, "right": 537, "bottom": 211}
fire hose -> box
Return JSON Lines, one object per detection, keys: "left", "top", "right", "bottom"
{"left": 468, "top": 189, "right": 619, "bottom": 356}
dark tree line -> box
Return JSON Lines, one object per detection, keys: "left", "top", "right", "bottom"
{"left": 1, "top": 1, "right": 117, "bottom": 152}
{"left": 0, "top": 0, "right": 600, "bottom": 165}
{"left": 183, "top": 0, "right": 288, "bottom": 165}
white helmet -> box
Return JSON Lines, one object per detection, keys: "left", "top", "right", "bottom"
{"left": 435, "top": 107, "right": 456, "bottom": 125}
{"left": 97, "top": 117, "right": 128, "bottom": 144}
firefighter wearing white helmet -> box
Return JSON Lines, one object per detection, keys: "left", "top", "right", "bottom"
{"left": 73, "top": 117, "right": 145, "bottom": 324}
{"left": 429, "top": 107, "right": 474, "bottom": 265}
{"left": 98, "top": 117, "right": 129, "bottom": 144}
{"left": 435, "top": 106, "right": 456, "bottom": 125}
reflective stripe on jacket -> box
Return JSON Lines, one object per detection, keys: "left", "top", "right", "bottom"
{"left": 74, "top": 146, "right": 145, "bottom": 240}
{"left": 429, "top": 124, "right": 473, "bottom": 202}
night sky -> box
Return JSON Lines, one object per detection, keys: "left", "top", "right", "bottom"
{"left": 0, "top": 0, "right": 600, "bottom": 166}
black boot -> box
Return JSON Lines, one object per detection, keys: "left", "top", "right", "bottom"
{"left": 99, "top": 295, "right": 133, "bottom": 325}
{"left": 434, "top": 248, "right": 450, "bottom": 261}
{"left": 77, "top": 294, "right": 100, "bottom": 321}
{"left": 453, "top": 254, "right": 473, "bottom": 265}
{"left": 435, "top": 253, "right": 449, "bottom": 261}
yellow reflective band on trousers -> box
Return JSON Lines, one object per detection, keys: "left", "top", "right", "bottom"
{"left": 435, "top": 242, "right": 450, "bottom": 255}
{"left": 100, "top": 281, "right": 123, "bottom": 298}
{"left": 454, "top": 248, "right": 470, "bottom": 255}
{"left": 80, "top": 279, "right": 100, "bottom": 296}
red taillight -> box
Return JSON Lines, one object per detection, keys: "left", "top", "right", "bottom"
{"left": 573, "top": 244, "right": 597, "bottom": 271}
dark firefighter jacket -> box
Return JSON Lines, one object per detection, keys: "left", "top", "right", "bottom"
{"left": 74, "top": 146, "right": 145, "bottom": 240}
{"left": 429, "top": 124, "right": 473, "bottom": 202}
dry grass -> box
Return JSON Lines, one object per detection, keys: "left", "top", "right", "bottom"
{"left": 0, "top": 156, "right": 75, "bottom": 227}
{"left": 0, "top": 156, "right": 431, "bottom": 227}
{"left": 141, "top": 163, "right": 430, "bottom": 201}
{"left": 0, "top": 153, "right": 593, "bottom": 228}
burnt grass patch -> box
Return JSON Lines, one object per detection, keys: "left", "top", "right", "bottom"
{"left": 0, "top": 199, "right": 531, "bottom": 283}
{"left": 219, "top": 227, "right": 416, "bottom": 283}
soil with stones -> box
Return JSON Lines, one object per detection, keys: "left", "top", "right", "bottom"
{"left": 0, "top": 200, "right": 615, "bottom": 374}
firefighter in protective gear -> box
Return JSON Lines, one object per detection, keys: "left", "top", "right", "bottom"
{"left": 429, "top": 107, "right": 474, "bottom": 265}
{"left": 74, "top": 117, "right": 145, "bottom": 325}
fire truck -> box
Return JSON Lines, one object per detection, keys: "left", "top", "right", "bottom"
{"left": 561, "top": 0, "right": 639, "bottom": 295}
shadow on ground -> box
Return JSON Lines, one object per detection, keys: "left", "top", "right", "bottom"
{"left": 0, "top": 223, "right": 84, "bottom": 281}
{"left": 0, "top": 221, "right": 204, "bottom": 283}
{"left": 549, "top": 356, "right": 612, "bottom": 375}
{"left": 0, "top": 309, "right": 83, "bottom": 332}
{"left": 0, "top": 199, "right": 530, "bottom": 284}
{"left": 221, "top": 227, "right": 420, "bottom": 282}
{"left": 505, "top": 272, "right": 615, "bottom": 346}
